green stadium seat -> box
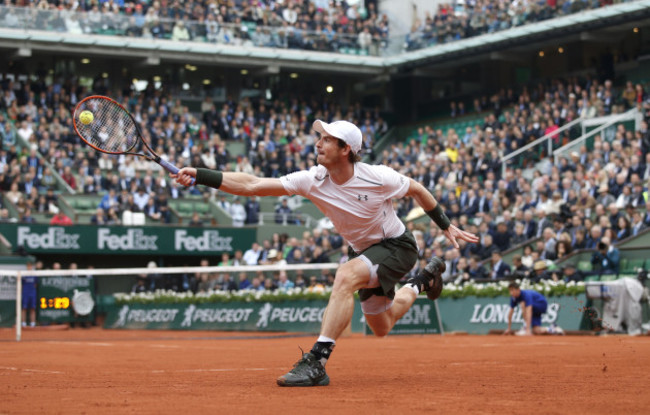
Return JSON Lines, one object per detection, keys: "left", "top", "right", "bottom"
{"left": 243, "top": 21, "right": 257, "bottom": 32}
{"left": 622, "top": 259, "right": 645, "bottom": 273}
{"left": 584, "top": 275, "right": 599, "bottom": 282}
{"left": 178, "top": 202, "right": 194, "bottom": 215}
{"left": 77, "top": 200, "right": 94, "bottom": 211}
{"left": 599, "top": 274, "right": 618, "bottom": 281}
{"left": 194, "top": 204, "right": 209, "bottom": 214}
{"left": 577, "top": 261, "right": 592, "bottom": 272}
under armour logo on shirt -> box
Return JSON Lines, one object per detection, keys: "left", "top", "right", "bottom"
{"left": 358, "top": 194, "right": 368, "bottom": 201}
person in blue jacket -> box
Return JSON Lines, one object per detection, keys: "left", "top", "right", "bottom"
{"left": 504, "top": 282, "right": 563, "bottom": 335}
{"left": 22, "top": 261, "right": 37, "bottom": 327}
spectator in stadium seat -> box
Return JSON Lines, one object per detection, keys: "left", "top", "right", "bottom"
{"left": 60, "top": 166, "right": 76, "bottom": 190}
{"left": 596, "top": 183, "right": 616, "bottom": 207}
{"left": 5, "top": 181, "right": 22, "bottom": 206}
{"left": 218, "top": 252, "right": 232, "bottom": 267}
{"left": 489, "top": 250, "right": 511, "bottom": 280}
{"left": 277, "top": 270, "right": 295, "bottom": 291}
{"left": 557, "top": 263, "right": 584, "bottom": 283}
{"left": 171, "top": 20, "right": 191, "bottom": 41}
{"left": 237, "top": 272, "right": 252, "bottom": 290}
{"left": 216, "top": 194, "right": 231, "bottom": 212}
{"left": 20, "top": 208, "right": 36, "bottom": 224}
{"left": 242, "top": 242, "right": 262, "bottom": 266}
{"left": 220, "top": 273, "right": 238, "bottom": 291}
{"left": 99, "top": 188, "right": 119, "bottom": 211}
{"left": 274, "top": 196, "right": 294, "bottom": 224}
{"left": 228, "top": 196, "right": 246, "bottom": 227}
{"left": 90, "top": 207, "right": 108, "bottom": 225}
{"left": 130, "top": 186, "right": 149, "bottom": 210}
{"left": 143, "top": 197, "right": 161, "bottom": 221}
{"left": 106, "top": 207, "right": 121, "bottom": 225}
{"left": 50, "top": 209, "right": 73, "bottom": 225}
{"left": 492, "top": 221, "right": 512, "bottom": 251}
{"left": 244, "top": 195, "right": 260, "bottom": 224}
{"left": 188, "top": 211, "right": 203, "bottom": 227}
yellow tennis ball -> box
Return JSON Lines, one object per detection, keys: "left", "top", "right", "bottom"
{"left": 79, "top": 110, "right": 94, "bottom": 125}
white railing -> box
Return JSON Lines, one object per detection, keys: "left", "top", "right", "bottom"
{"left": 501, "top": 107, "right": 640, "bottom": 176}
{"left": 501, "top": 116, "right": 583, "bottom": 177}
{"left": 553, "top": 108, "right": 640, "bottom": 165}
{"left": 257, "top": 212, "right": 317, "bottom": 228}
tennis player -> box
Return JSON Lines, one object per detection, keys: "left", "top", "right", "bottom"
{"left": 173, "top": 119, "right": 479, "bottom": 386}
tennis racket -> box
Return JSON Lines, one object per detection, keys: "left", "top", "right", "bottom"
{"left": 72, "top": 95, "right": 194, "bottom": 184}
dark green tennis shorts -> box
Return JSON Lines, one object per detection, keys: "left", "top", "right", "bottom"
{"left": 348, "top": 230, "right": 419, "bottom": 302}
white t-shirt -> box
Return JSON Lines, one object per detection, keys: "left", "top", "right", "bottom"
{"left": 280, "top": 163, "right": 409, "bottom": 253}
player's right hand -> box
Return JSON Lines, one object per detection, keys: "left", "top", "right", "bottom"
{"left": 171, "top": 167, "right": 197, "bottom": 187}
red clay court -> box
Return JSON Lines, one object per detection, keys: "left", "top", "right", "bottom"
{"left": 1, "top": 328, "right": 649, "bottom": 414}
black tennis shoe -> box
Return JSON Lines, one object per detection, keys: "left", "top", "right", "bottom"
{"left": 277, "top": 351, "right": 330, "bottom": 387}
{"left": 408, "top": 256, "right": 445, "bottom": 301}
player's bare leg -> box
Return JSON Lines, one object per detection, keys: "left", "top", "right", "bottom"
{"left": 277, "top": 259, "right": 370, "bottom": 387}
{"left": 319, "top": 259, "right": 371, "bottom": 339}
{"left": 365, "top": 256, "right": 445, "bottom": 336}
{"left": 365, "top": 286, "right": 417, "bottom": 336}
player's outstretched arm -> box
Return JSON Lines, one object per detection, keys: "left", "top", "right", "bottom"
{"left": 173, "top": 167, "right": 289, "bottom": 197}
{"left": 407, "top": 179, "right": 480, "bottom": 249}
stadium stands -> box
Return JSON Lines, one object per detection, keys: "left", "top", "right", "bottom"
{"left": 0, "top": 1, "right": 391, "bottom": 56}
{"left": 0, "top": 0, "right": 625, "bottom": 57}
{"left": 1, "top": 0, "right": 650, "bottom": 292}
{"left": 405, "top": 0, "right": 619, "bottom": 52}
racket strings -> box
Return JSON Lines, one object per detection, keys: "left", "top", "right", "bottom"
{"left": 75, "top": 98, "right": 139, "bottom": 154}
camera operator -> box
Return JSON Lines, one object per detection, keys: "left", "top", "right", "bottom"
{"left": 590, "top": 236, "right": 620, "bottom": 275}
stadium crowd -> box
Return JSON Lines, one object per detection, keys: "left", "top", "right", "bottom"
{"left": 0, "top": 67, "right": 387, "bottom": 226}
{"left": 384, "top": 76, "right": 650, "bottom": 283}
{"left": 2, "top": 64, "right": 650, "bottom": 288}
{"left": 0, "top": 0, "right": 622, "bottom": 56}
{"left": 0, "top": 0, "right": 390, "bottom": 55}
{"left": 405, "top": 0, "right": 618, "bottom": 51}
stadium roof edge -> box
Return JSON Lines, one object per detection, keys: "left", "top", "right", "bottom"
{"left": 0, "top": 0, "right": 648, "bottom": 73}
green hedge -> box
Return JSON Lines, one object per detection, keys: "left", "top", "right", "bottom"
{"left": 114, "top": 280, "right": 585, "bottom": 305}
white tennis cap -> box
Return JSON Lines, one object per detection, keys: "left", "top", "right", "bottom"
{"left": 313, "top": 119, "right": 362, "bottom": 155}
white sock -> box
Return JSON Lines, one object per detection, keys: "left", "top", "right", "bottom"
{"left": 405, "top": 283, "right": 420, "bottom": 295}
{"left": 316, "top": 335, "right": 336, "bottom": 344}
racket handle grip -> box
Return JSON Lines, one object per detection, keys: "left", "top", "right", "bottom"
{"left": 158, "top": 158, "right": 195, "bottom": 186}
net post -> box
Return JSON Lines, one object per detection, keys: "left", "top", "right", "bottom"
{"left": 15, "top": 270, "right": 22, "bottom": 342}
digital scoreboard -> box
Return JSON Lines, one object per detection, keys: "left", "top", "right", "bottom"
{"left": 37, "top": 276, "right": 95, "bottom": 324}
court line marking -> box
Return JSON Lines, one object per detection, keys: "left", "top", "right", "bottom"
{"left": 42, "top": 341, "right": 114, "bottom": 347}
{"left": 0, "top": 366, "right": 63, "bottom": 374}
{"left": 151, "top": 368, "right": 280, "bottom": 374}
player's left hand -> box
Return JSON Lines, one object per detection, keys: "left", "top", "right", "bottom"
{"left": 443, "top": 224, "right": 480, "bottom": 249}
